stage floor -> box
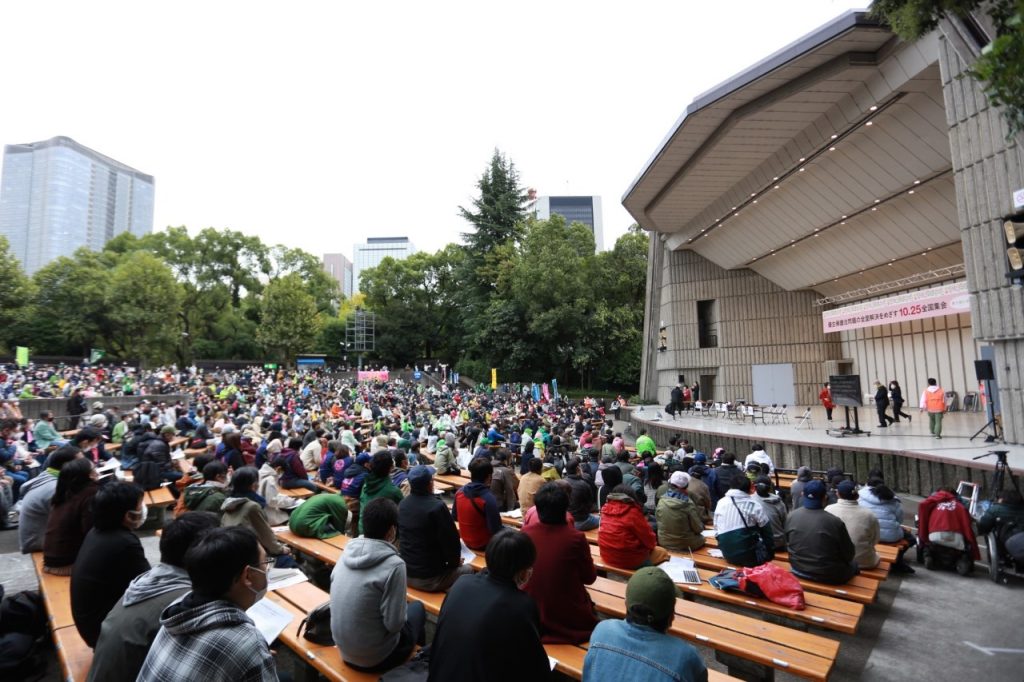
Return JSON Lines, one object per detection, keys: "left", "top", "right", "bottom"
{"left": 628, "top": 404, "right": 1024, "bottom": 471}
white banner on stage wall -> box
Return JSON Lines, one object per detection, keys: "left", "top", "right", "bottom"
{"left": 823, "top": 281, "right": 971, "bottom": 333}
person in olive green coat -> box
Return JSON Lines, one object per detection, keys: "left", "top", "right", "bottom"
{"left": 655, "top": 471, "right": 706, "bottom": 551}
{"left": 289, "top": 493, "right": 350, "bottom": 539}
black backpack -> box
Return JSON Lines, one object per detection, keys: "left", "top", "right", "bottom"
{"left": 0, "top": 586, "right": 47, "bottom": 678}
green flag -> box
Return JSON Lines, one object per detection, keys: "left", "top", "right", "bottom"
{"left": 15, "top": 346, "right": 29, "bottom": 367}
{"left": 89, "top": 348, "right": 105, "bottom": 364}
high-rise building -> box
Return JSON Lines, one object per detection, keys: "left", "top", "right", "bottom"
{"left": 352, "top": 237, "right": 417, "bottom": 292}
{"left": 0, "top": 136, "right": 155, "bottom": 274}
{"left": 526, "top": 191, "right": 603, "bottom": 251}
{"left": 322, "top": 252, "right": 354, "bottom": 299}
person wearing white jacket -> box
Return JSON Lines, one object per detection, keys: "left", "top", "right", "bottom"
{"left": 257, "top": 462, "right": 302, "bottom": 526}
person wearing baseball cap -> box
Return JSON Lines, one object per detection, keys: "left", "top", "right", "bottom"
{"left": 826, "top": 480, "right": 881, "bottom": 569}
{"left": 583, "top": 567, "right": 706, "bottom": 681}
{"left": 784, "top": 479, "right": 859, "bottom": 584}
{"left": 655, "top": 471, "right": 706, "bottom": 551}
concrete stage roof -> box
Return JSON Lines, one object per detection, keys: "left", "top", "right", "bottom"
{"left": 623, "top": 11, "right": 961, "bottom": 300}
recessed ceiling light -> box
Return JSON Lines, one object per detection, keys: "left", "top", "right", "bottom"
{"left": 914, "top": 179, "right": 921, "bottom": 185}
{"left": 874, "top": 199, "right": 880, "bottom": 203}
{"left": 841, "top": 215, "right": 847, "bottom": 219}
{"left": 814, "top": 234, "right": 820, "bottom": 237}
{"left": 799, "top": 167, "right": 805, "bottom": 172}
{"left": 752, "top": 257, "right": 758, "bottom": 261}
{"left": 869, "top": 105, "right": 878, "bottom": 111}
{"left": 799, "top": 158, "right": 805, "bottom": 162}
{"left": 866, "top": 121, "right": 874, "bottom": 126}
{"left": 791, "top": 239, "right": 795, "bottom": 243}
{"left": 871, "top": 207, "right": 877, "bottom": 211}
{"left": 908, "top": 190, "right": 915, "bottom": 194}
{"left": 921, "top": 252, "right": 927, "bottom": 256}
{"left": 772, "top": 176, "right": 778, "bottom": 181}
{"left": 814, "top": 228, "right": 820, "bottom": 232}
{"left": 829, "top": 147, "right": 836, "bottom": 151}
{"left": 752, "top": 200, "right": 758, "bottom": 204}
{"left": 840, "top": 221, "right": 846, "bottom": 225}
{"left": 831, "top": 134, "right": 838, "bottom": 139}
{"left": 731, "top": 206, "right": 736, "bottom": 210}
{"left": 750, "top": 193, "right": 756, "bottom": 197}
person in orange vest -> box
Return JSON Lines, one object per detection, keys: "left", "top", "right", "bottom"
{"left": 919, "top": 378, "right": 946, "bottom": 439}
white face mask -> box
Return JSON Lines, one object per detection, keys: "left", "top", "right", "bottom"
{"left": 128, "top": 503, "right": 148, "bottom": 529}
{"left": 248, "top": 566, "right": 268, "bottom": 603}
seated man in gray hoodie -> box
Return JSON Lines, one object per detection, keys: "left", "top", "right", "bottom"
{"left": 89, "top": 512, "right": 219, "bottom": 682}
{"left": 18, "top": 445, "right": 82, "bottom": 553}
{"left": 330, "top": 497, "right": 425, "bottom": 672}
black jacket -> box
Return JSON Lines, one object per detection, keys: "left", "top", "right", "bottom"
{"left": 398, "top": 492, "right": 462, "bottom": 579}
{"left": 142, "top": 437, "right": 175, "bottom": 473}
{"left": 874, "top": 386, "right": 890, "bottom": 408}
{"left": 427, "top": 573, "right": 551, "bottom": 682}
{"left": 784, "top": 507, "right": 856, "bottom": 583}
{"left": 70, "top": 527, "right": 151, "bottom": 647}
{"left": 671, "top": 386, "right": 683, "bottom": 404}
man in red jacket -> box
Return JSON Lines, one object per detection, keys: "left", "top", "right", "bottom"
{"left": 918, "top": 487, "right": 980, "bottom": 560}
{"left": 522, "top": 482, "right": 597, "bottom": 643}
{"left": 599, "top": 484, "right": 669, "bottom": 569}
{"left": 452, "top": 457, "right": 502, "bottom": 550}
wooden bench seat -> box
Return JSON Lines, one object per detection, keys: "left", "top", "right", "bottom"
{"left": 589, "top": 577, "right": 837, "bottom": 680}
{"left": 280, "top": 532, "right": 836, "bottom": 680}
{"left": 32, "top": 552, "right": 93, "bottom": 681}
{"left": 699, "top": 535, "right": 893, "bottom": 581}
{"left": 146, "top": 486, "right": 176, "bottom": 508}
{"left": 279, "top": 486, "right": 315, "bottom": 499}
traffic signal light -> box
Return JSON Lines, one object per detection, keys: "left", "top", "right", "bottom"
{"left": 1005, "top": 217, "right": 1024, "bottom": 279}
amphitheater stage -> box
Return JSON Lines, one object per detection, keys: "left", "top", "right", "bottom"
{"left": 625, "top": 405, "right": 1022, "bottom": 498}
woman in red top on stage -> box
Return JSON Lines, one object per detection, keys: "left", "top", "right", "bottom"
{"left": 819, "top": 383, "right": 834, "bottom": 422}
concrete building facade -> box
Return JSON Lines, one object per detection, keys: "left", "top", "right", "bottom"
{"left": 624, "top": 11, "right": 1024, "bottom": 443}
{"left": 322, "top": 252, "right": 354, "bottom": 299}
{"left": 352, "top": 237, "right": 416, "bottom": 293}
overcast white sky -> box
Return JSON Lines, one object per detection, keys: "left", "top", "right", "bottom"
{"left": 1, "top": 1, "right": 862, "bottom": 257}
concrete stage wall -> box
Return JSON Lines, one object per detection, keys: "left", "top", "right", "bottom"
{"left": 625, "top": 406, "right": 1017, "bottom": 499}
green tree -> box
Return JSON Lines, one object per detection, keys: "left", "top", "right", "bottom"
{"left": 104, "top": 252, "right": 184, "bottom": 363}
{"left": 268, "top": 245, "right": 340, "bottom": 314}
{"left": 459, "top": 149, "right": 528, "bottom": 261}
{"left": 28, "top": 250, "right": 111, "bottom": 357}
{"left": 872, "top": 0, "right": 1024, "bottom": 135}
{"left": 0, "top": 236, "right": 35, "bottom": 353}
{"left": 257, "top": 273, "right": 321, "bottom": 363}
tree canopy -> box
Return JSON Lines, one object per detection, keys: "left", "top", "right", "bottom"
{"left": 872, "top": 0, "right": 1024, "bottom": 136}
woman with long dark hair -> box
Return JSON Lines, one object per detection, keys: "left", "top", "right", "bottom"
{"left": 43, "top": 458, "right": 99, "bottom": 574}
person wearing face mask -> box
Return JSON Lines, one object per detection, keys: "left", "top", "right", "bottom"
{"left": 137, "top": 526, "right": 279, "bottom": 682}
{"left": 330, "top": 498, "right": 426, "bottom": 673}
{"left": 71, "top": 481, "right": 151, "bottom": 647}
{"left": 427, "top": 530, "right": 551, "bottom": 682}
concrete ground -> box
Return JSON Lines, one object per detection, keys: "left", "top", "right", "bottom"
{"left": 3, "top": 428, "right": 1022, "bottom": 681}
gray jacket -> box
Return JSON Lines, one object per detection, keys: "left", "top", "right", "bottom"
{"left": 755, "top": 492, "right": 788, "bottom": 549}
{"left": 330, "top": 537, "right": 407, "bottom": 668}
{"left": 18, "top": 472, "right": 57, "bottom": 553}
{"left": 88, "top": 563, "right": 191, "bottom": 682}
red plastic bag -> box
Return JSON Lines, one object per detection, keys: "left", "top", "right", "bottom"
{"left": 738, "top": 562, "right": 805, "bottom": 610}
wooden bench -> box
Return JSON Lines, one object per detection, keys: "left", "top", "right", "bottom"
{"left": 31, "top": 553, "right": 93, "bottom": 682}
{"left": 147, "top": 486, "right": 177, "bottom": 508}
{"left": 278, "top": 532, "right": 836, "bottom": 680}
{"left": 279, "top": 486, "right": 316, "bottom": 499}
{"left": 700, "top": 535, "right": 893, "bottom": 581}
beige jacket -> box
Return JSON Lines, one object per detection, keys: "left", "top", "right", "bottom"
{"left": 826, "top": 499, "right": 880, "bottom": 568}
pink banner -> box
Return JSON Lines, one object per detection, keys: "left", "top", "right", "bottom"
{"left": 357, "top": 370, "right": 390, "bottom": 382}
{"left": 823, "top": 281, "right": 970, "bottom": 333}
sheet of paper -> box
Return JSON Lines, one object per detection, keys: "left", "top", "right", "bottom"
{"left": 500, "top": 508, "right": 523, "bottom": 519}
{"left": 659, "top": 556, "right": 696, "bottom": 583}
{"left": 701, "top": 529, "right": 717, "bottom": 538}
{"left": 171, "top": 449, "right": 185, "bottom": 460}
{"left": 548, "top": 657, "right": 559, "bottom": 671}
{"left": 267, "top": 567, "right": 308, "bottom": 591}
{"left": 246, "top": 597, "right": 293, "bottom": 645}
{"left": 707, "top": 549, "right": 724, "bottom": 558}
{"left": 460, "top": 541, "right": 477, "bottom": 564}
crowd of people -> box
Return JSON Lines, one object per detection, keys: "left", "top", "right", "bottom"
{"left": 1, "top": 365, "right": 1020, "bottom": 681}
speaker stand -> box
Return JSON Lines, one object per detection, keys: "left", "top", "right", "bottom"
{"left": 969, "top": 379, "right": 1003, "bottom": 443}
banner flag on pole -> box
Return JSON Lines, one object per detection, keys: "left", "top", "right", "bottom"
{"left": 551, "top": 378, "right": 559, "bottom": 400}
{"left": 89, "top": 348, "right": 105, "bottom": 364}
{"left": 15, "top": 346, "right": 29, "bottom": 367}
{"left": 491, "top": 368, "right": 497, "bottom": 390}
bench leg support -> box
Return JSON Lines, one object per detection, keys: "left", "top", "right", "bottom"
{"left": 715, "top": 651, "right": 775, "bottom": 682}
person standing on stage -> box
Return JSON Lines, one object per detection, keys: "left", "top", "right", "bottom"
{"left": 818, "top": 383, "right": 834, "bottom": 422}
{"left": 919, "top": 378, "right": 946, "bottom": 439}
{"left": 873, "top": 381, "right": 894, "bottom": 428}
{"left": 889, "top": 380, "right": 911, "bottom": 423}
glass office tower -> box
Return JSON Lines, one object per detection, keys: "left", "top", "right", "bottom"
{"left": 352, "top": 237, "right": 417, "bottom": 292}
{"left": 0, "top": 136, "right": 155, "bottom": 274}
